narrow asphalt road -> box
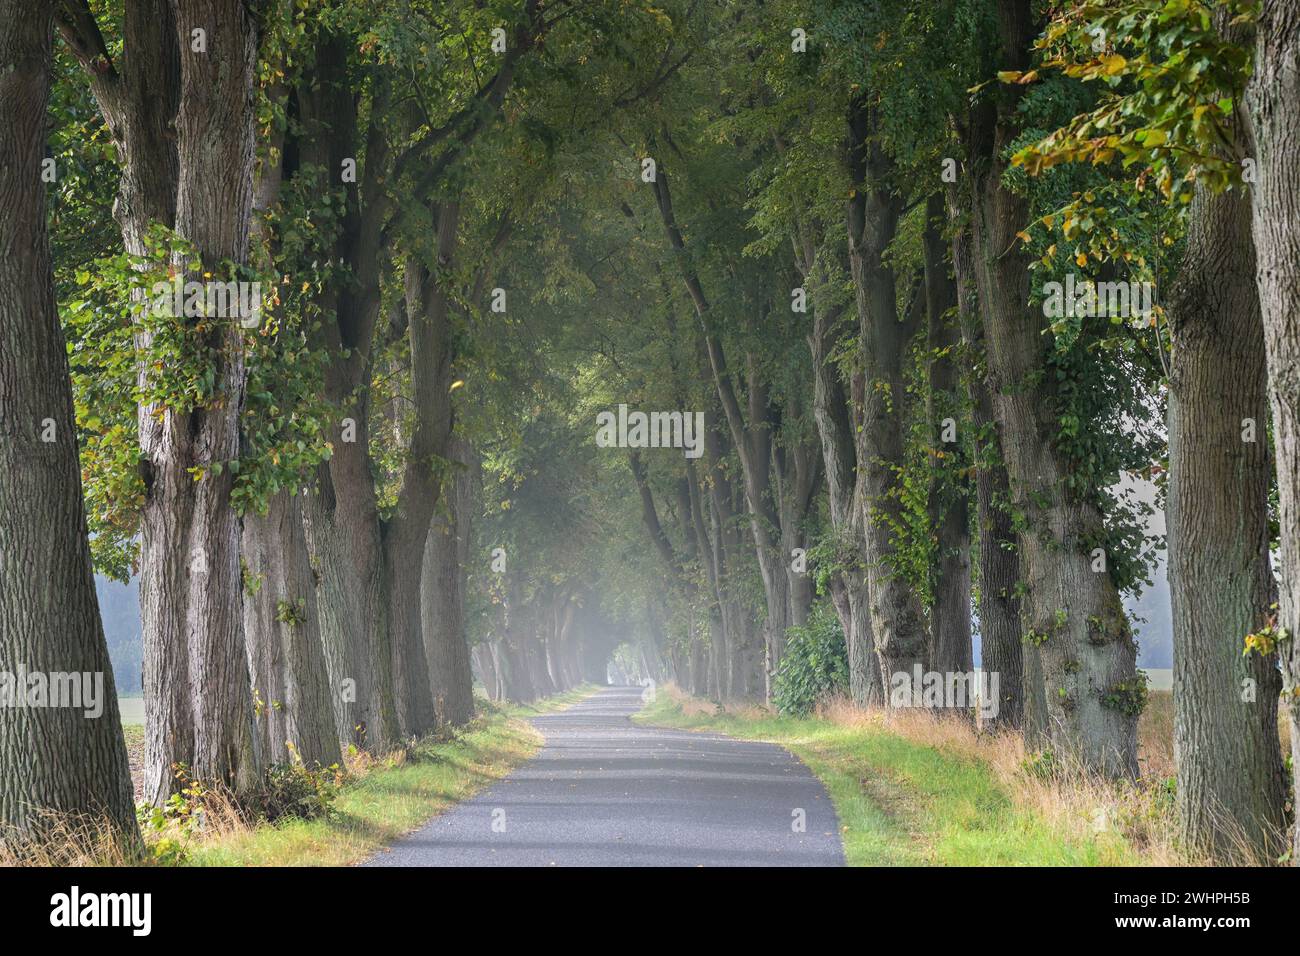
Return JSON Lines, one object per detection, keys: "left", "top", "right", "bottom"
{"left": 365, "top": 685, "right": 844, "bottom": 867}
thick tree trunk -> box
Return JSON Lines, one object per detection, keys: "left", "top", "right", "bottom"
{"left": 0, "top": 2, "right": 138, "bottom": 846}
{"left": 828, "top": 573, "right": 880, "bottom": 707}
{"left": 688, "top": 614, "right": 709, "bottom": 697}
{"left": 555, "top": 599, "right": 581, "bottom": 689}
{"left": 777, "top": 434, "right": 819, "bottom": 629}
{"left": 1167, "top": 174, "right": 1286, "bottom": 861}
{"left": 685, "top": 462, "right": 731, "bottom": 700}
{"left": 241, "top": 493, "right": 340, "bottom": 768}
{"left": 301, "top": 461, "right": 394, "bottom": 751}
{"left": 922, "top": 195, "right": 973, "bottom": 679}
{"left": 490, "top": 641, "right": 509, "bottom": 700}
{"left": 384, "top": 217, "right": 459, "bottom": 739}
{"left": 846, "top": 99, "right": 930, "bottom": 694}
{"left": 421, "top": 438, "right": 477, "bottom": 728}
{"left": 501, "top": 583, "right": 538, "bottom": 703}
{"left": 61, "top": 0, "right": 262, "bottom": 803}
{"left": 726, "top": 352, "right": 790, "bottom": 698}
{"left": 964, "top": 0, "right": 1138, "bottom": 775}
{"left": 141, "top": 0, "right": 263, "bottom": 802}
{"left": 525, "top": 603, "right": 555, "bottom": 699}
{"left": 294, "top": 32, "right": 399, "bottom": 753}
{"left": 237, "top": 88, "right": 338, "bottom": 770}
{"left": 970, "top": 182, "right": 1137, "bottom": 772}
{"left": 947, "top": 189, "right": 1026, "bottom": 730}
{"left": 1246, "top": 0, "right": 1300, "bottom": 863}
{"left": 806, "top": 290, "right": 882, "bottom": 707}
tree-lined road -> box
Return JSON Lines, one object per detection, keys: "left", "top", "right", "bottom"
{"left": 365, "top": 687, "right": 844, "bottom": 867}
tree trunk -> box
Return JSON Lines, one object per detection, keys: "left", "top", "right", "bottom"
{"left": 947, "top": 188, "right": 1026, "bottom": 730}
{"left": 241, "top": 493, "right": 340, "bottom": 768}
{"left": 1247, "top": 0, "right": 1300, "bottom": 864}
{"left": 294, "top": 32, "right": 399, "bottom": 754}
{"left": 525, "top": 603, "right": 556, "bottom": 698}
{"left": 846, "top": 98, "right": 930, "bottom": 693}
{"left": 777, "top": 433, "right": 819, "bottom": 629}
{"left": 702, "top": 411, "right": 765, "bottom": 699}
{"left": 384, "top": 215, "right": 459, "bottom": 739}
{"left": 300, "top": 458, "right": 394, "bottom": 749}
{"left": 60, "top": 0, "right": 262, "bottom": 803}
{"left": 472, "top": 644, "right": 497, "bottom": 701}
{"left": 684, "top": 462, "right": 733, "bottom": 700}
{"left": 1167, "top": 174, "right": 1286, "bottom": 860}
{"left": 0, "top": 1, "right": 139, "bottom": 846}
{"left": 141, "top": 0, "right": 263, "bottom": 802}
{"left": 422, "top": 437, "right": 477, "bottom": 727}
{"left": 652, "top": 167, "right": 790, "bottom": 697}
{"left": 237, "top": 80, "right": 338, "bottom": 770}
{"left": 964, "top": 0, "right": 1138, "bottom": 775}
{"left": 922, "top": 194, "right": 973, "bottom": 679}
{"left": 804, "top": 257, "right": 883, "bottom": 708}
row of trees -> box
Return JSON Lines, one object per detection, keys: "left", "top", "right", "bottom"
{"left": 490, "top": 0, "right": 1300, "bottom": 865}
{"left": 1, "top": 0, "right": 674, "bottom": 851}
{"left": 1, "top": 0, "right": 1298, "bottom": 868}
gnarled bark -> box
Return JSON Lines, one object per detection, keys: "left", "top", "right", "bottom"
{"left": 0, "top": 2, "right": 138, "bottom": 846}
{"left": 1246, "top": 0, "right": 1300, "bottom": 863}
{"left": 947, "top": 187, "right": 1026, "bottom": 729}
{"left": 963, "top": 0, "right": 1138, "bottom": 775}
{"left": 139, "top": 0, "right": 262, "bottom": 801}
{"left": 241, "top": 493, "right": 340, "bottom": 768}
{"left": 846, "top": 97, "right": 930, "bottom": 693}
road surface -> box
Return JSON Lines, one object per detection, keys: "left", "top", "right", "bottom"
{"left": 365, "top": 685, "right": 844, "bottom": 867}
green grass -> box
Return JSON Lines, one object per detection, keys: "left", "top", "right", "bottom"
{"left": 182, "top": 685, "right": 597, "bottom": 867}
{"left": 635, "top": 693, "right": 1143, "bottom": 867}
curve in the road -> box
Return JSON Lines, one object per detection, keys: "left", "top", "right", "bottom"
{"left": 364, "top": 685, "right": 844, "bottom": 867}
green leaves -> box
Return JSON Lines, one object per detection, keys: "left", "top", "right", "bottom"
{"left": 1012, "top": 0, "right": 1255, "bottom": 201}
{"left": 772, "top": 604, "right": 849, "bottom": 716}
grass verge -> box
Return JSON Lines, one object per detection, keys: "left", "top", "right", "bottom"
{"left": 635, "top": 686, "right": 1167, "bottom": 866}
{"left": 182, "top": 685, "right": 597, "bottom": 867}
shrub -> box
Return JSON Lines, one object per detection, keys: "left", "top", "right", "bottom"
{"left": 773, "top": 603, "right": 849, "bottom": 717}
{"left": 260, "top": 759, "right": 344, "bottom": 823}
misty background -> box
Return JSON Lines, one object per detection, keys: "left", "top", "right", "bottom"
{"left": 96, "top": 477, "right": 1174, "bottom": 696}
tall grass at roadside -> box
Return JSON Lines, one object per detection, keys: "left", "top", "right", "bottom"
{"left": 640, "top": 684, "right": 1287, "bottom": 866}
{"left": 1, "top": 685, "right": 597, "bottom": 867}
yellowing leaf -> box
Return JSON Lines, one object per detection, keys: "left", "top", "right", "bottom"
{"left": 1100, "top": 53, "right": 1127, "bottom": 75}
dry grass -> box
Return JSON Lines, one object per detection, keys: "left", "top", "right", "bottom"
{"left": 657, "top": 684, "right": 1283, "bottom": 866}
{"left": 810, "top": 688, "right": 1292, "bottom": 866}
{"left": 1137, "top": 689, "right": 1176, "bottom": 781}
{"left": 3, "top": 686, "right": 599, "bottom": 867}
{"left": 1139, "top": 690, "right": 1293, "bottom": 780}
{"left": 0, "top": 810, "right": 142, "bottom": 867}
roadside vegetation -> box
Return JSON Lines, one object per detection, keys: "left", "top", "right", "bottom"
{"left": 0, "top": 688, "right": 594, "bottom": 868}
{"left": 639, "top": 684, "right": 1289, "bottom": 867}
